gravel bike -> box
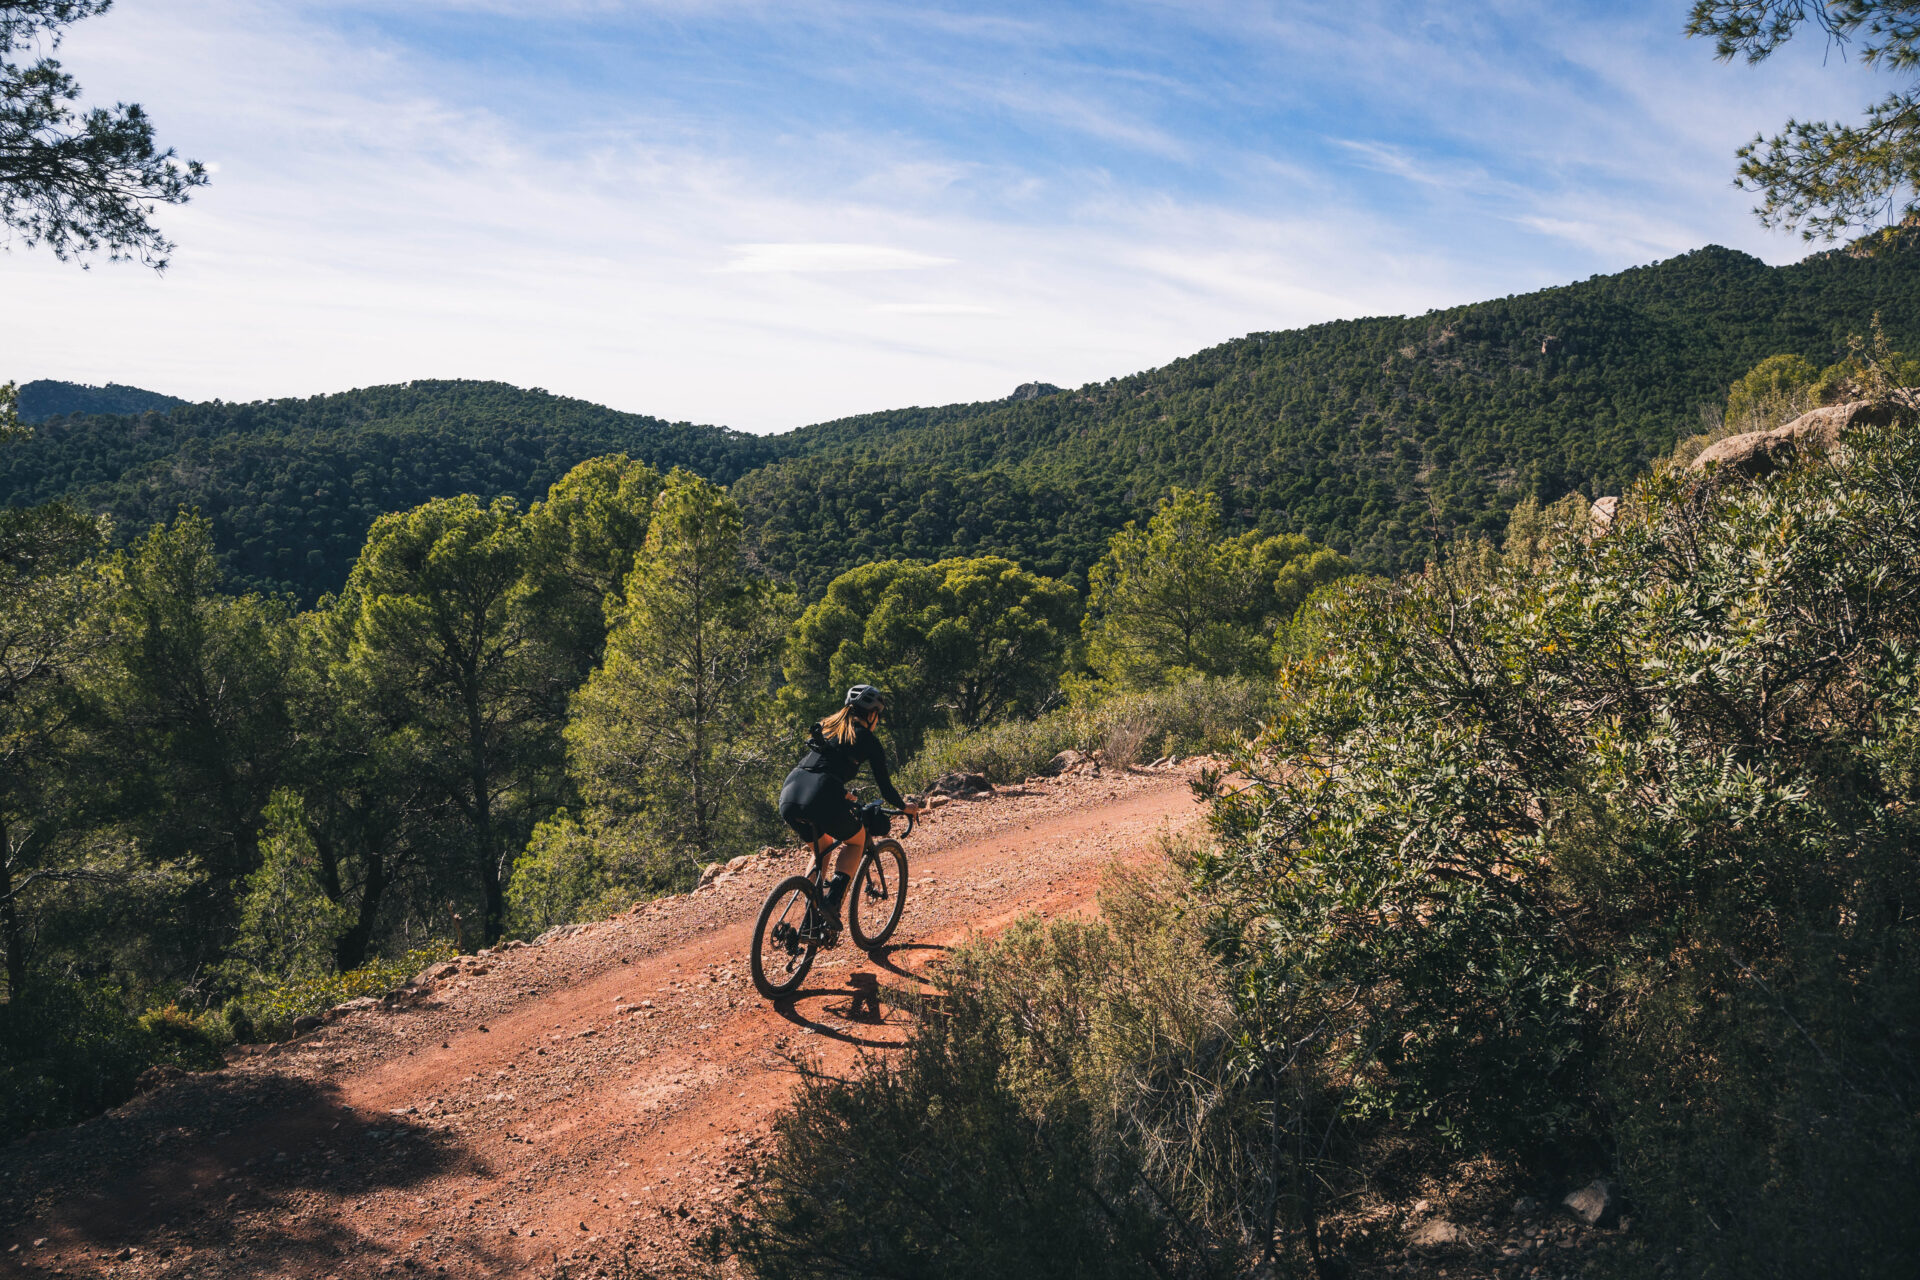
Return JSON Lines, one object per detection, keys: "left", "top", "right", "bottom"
{"left": 749, "top": 799, "right": 913, "bottom": 999}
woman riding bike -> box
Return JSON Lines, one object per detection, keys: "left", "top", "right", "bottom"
{"left": 778, "top": 684, "right": 923, "bottom": 925}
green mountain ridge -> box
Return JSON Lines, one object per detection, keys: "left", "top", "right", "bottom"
{"left": 0, "top": 380, "right": 772, "bottom": 600}
{"left": 8, "top": 241, "right": 1920, "bottom": 599}
{"left": 16, "top": 379, "right": 188, "bottom": 422}
{"left": 780, "top": 244, "right": 1920, "bottom": 568}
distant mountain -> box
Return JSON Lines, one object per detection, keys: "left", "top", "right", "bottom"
{"left": 0, "top": 380, "right": 772, "bottom": 600}
{"left": 9, "top": 241, "right": 1920, "bottom": 599}
{"left": 16, "top": 380, "right": 188, "bottom": 422}
{"left": 777, "top": 243, "right": 1920, "bottom": 572}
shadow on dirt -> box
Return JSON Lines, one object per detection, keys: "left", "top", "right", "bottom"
{"left": 866, "top": 941, "right": 947, "bottom": 985}
{"left": 0, "top": 1063, "right": 514, "bottom": 1275}
{"left": 771, "top": 978, "right": 917, "bottom": 1051}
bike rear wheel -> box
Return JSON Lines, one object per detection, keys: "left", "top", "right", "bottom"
{"left": 751, "top": 875, "right": 823, "bottom": 998}
{"left": 848, "top": 838, "right": 909, "bottom": 950}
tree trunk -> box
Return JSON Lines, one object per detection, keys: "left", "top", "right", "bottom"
{"left": 333, "top": 848, "right": 389, "bottom": 972}
{"left": 0, "top": 819, "right": 25, "bottom": 1001}
{"left": 463, "top": 659, "right": 504, "bottom": 943}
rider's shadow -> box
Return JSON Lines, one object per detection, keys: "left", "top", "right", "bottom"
{"left": 867, "top": 942, "right": 947, "bottom": 986}
{"left": 772, "top": 955, "right": 944, "bottom": 1050}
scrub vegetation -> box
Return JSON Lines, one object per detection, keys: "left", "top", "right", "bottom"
{"left": 727, "top": 350, "right": 1920, "bottom": 1280}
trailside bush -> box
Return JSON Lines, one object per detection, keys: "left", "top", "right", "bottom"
{"left": 238, "top": 944, "right": 453, "bottom": 1041}
{"left": 902, "top": 674, "right": 1272, "bottom": 787}
{"left": 1208, "top": 397, "right": 1920, "bottom": 1276}
{"left": 723, "top": 857, "right": 1297, "bottom": 1279}
{"left": 505, "top": 812, "right": 691, "bottom": 936}
{"left": 0, "top": 979, "right": 153, "bottom": 1134}
{"left": 136, "top": 1003, "right": 232, "bottom": 1069}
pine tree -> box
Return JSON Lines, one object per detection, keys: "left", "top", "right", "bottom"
{"left": 567, "top": 472, "right": 793, "bottom": 867}
{"left": 335, "top": 495, "right": 567, "bottom": 942}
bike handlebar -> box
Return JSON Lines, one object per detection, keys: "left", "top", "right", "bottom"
{"left": 881, "top": 805, "right": 917, "bottom": 838}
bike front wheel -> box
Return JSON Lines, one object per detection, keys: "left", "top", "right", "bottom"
{"left": 751, "top": 874, "right": 823, "bottom": 999}
{"left": 848, "top": 838, "right": 909, "bottom": 950}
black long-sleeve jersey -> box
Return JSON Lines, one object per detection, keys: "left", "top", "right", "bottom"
{"left": 794, "top": 721, "right": 906, "bottom": 809}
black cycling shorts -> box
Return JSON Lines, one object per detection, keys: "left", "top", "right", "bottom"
{"left": 779, "top": 767, "right": 859, "bottom": 843}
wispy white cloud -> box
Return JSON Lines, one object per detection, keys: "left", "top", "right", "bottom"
{"left": 874, "top": 302, "right": 1000, "bottom": 315}
{"left": 1, "top": 0, "right": 1902, "bottom": 434}
{"left": 722, "top": 243, "right": 955, "bottom": 273}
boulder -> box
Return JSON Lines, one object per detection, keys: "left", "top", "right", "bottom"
{"left": 135, "top": 1064, "right": 186, "bottom": 1094}
{"left": 696, "top": 862, "right": 723, "bottom": 889}
{"left": 930, "top": 771, "right": 994, "bottom": 797}
{"left": 1561, "top": 1179, "right": 1617, "bottom": 1228}
{"left": 1588, "top": 496, "right": 1619, "bottom": 537}
{"left": 725, "top": 854, "right": 751, "bottom": 874}
{"left": 1409, "top": 1218, "right": 1463, "bottom": 1248}
{"left": 1691, "top": 400, "right": 1895, "bottom": 479}
{"left": 1043, "top": 749, "right": 1088, "bottom": 776}
{"left": 291, "top": 1013, "right": 324, "bottom": 1034}
{"left": 326, "top": 996, "right": 379, "bottom": 1021}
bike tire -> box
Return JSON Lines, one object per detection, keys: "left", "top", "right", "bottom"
{"left": 848, "top": 838, "right": 909, "bottom": 950}
{"left": 751, "top": 874, "right": 823, "bottom": 999}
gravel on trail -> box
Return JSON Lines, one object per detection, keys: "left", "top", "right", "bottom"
{"left": 1, "top": 764, "right": 1208, "bottom": 1280}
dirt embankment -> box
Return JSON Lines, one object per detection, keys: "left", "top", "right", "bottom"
{"left": 1, "top": 765, "right": 1209, "bottom": 1280}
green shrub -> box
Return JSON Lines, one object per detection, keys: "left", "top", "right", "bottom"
{"left": 902, "top": 673, "right": 1271, "bottom": 787}
{"left": 724, "top": 856, "right": 1296, "bottom": 1279}
{"left": 506, "top": 811, "right": 688, "bottom": 937}
{"left": 1, "top": 986, "right": 251, "bottom": 1136}
{"left": 0, "top": 979, "right": 154, "bottom": 1134}
{"left": 240, "top": 944, "right": 454, "bottom": 1041}
{"left": 136, "top": 1002, "right": 231, "bottom": 1069}
{"left": 1208, "top": 391, "right": 1920, "bottom": 1274}
{"left": 226, "top": 790, "right": 351, "bottom": 983}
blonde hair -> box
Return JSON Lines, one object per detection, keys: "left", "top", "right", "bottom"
{"left": 818, "top": 705, "right": 875, "bottom": 745}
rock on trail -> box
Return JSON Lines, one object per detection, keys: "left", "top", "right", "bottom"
{"left": 0, "top": 763, "right": 1208, "bottom": 1280}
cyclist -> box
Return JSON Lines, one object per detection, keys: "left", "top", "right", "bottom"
{"left": 778, "top": 684, "right": 923, "bottom": 925}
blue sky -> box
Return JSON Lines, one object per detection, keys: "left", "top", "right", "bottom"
{"left": 2, "top": 0, "right": 1895, "bottom": 430}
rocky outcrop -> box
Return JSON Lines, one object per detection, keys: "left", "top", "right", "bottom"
{"left": 1008, "top": 381, "right": 1063, "bottom": 401}
{"left": 1690, "top": 399, "right": 1897, "bottom": 479}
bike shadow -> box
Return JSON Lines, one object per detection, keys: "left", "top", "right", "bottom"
{"left": 771, "top": 954, "right": 943, "bottom": 1050}
{"left": 867, "top": 941, "right": 948, "bottom": 985}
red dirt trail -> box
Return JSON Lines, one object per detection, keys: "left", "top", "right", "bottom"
{"left": 1, "top": 765, "right": 1208, "bottom": 1280}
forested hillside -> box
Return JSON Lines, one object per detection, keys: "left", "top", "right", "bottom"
{"left": 8, "top": 241, "right": 1920, "bottom": 599}
{"left": 16, "top": 381, "right": 186, "bottom": 422}
{"left": 778, "top": 242, "right": 1920, "bottom": 570}
{"left": 0, "top": 380, "right": 773, "bottom": 600}
{"left": 733, "top": 458, "right": 1127, "bottom": 597}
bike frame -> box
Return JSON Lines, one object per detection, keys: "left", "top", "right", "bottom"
{"left": 802, "top": 801, "right": 917, "bottom": 885}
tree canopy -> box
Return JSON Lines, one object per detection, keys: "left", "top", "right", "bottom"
{"left": 567, "top": 471, "right": 792, "bottom": 863}
{"left": 1690, "top": 0, "right": 1920, "bottom": 240}
{"left": 782, "top": 556, "right": 1079, "bottom": 758}
{"left": 0, "top": 1, "right": 206, "bottom": 267}
{"left": 1084, "top": 490, "right": 1354, "bottom": 690}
